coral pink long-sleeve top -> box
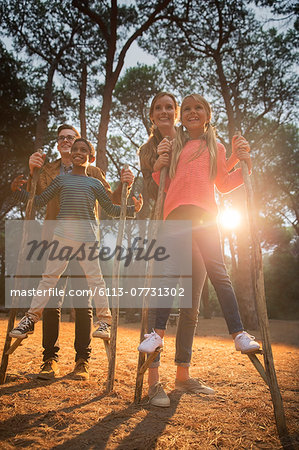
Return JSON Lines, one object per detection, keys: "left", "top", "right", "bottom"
{"left": 152, "top": 140, "right": 245, "bottom": 220}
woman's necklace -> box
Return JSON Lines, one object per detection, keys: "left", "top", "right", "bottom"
{"left": 62, "top": 162, "right": 73, "bottom": 174}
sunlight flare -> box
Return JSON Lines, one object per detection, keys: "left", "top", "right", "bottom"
{"left": 218, "top": 208, "right": 241, "bottom": 229}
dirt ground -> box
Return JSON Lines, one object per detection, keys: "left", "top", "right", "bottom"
{"left": 0, "top": 315, "right": 298, "bottom": 449}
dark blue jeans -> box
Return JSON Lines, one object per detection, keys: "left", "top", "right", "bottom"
{"left": 42, "top": 260, "right": 92, "bottom": 363}
{"left": 154, "top": 206, "right": 244, "bottom": 365}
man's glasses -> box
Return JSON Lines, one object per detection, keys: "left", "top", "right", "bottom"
{"left": 57, "top": 135, "right": 77, "bottom": 143}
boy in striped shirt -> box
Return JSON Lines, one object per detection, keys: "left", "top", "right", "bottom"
{"left": 10, "top": 138, "right": 142, "bottom": 340}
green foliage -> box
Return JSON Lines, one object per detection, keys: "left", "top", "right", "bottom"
{"left": 1, "top": 0, "right": 81, "bottom": 61}
{"left": 112, "top": 64, "right": 164, "bottom": 141}
{"left": 264, "top": 242, "right": 299, "bottom": 319}
{"left": 259, "top": 220, "right": 295, "bottom": 252}
{"left": 1, "top": 0, "right": 104, "bottom": 149}
{"left": 114, "top": 64, "right": 163, "bottom": 128}
{"left": 254, "top": 0, "right": 299, "bottom": 30}
{"left": 139, "top": 0, "right": 297, "bottom": 141}
{"left": 0, "top": 43, "right": 37, "bottom": 218}
{"left": 252, "top": 123, "right": 299, "bottom": 236}
{"left": 105, "top": 64, "right": 165, "bottom": 180}
{"left": 0, "top": 44, "right": 39, "bottom": 294}
{"left": 0, "top": 44, "right": 36, "bottom": 156}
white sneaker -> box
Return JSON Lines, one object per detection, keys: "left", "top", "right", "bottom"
{"left": 137, "top": 330, "right": 163, "bottom": 353}
{"left": 235, "top": 331, "right": 260, "bottom": 353}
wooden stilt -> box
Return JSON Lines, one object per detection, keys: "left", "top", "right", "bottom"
{"left": 244, "top": 351, "right": 269, "bottom": 386}
{"left": 241, "top": 159, "right": 293, "bottom": 448}
{"left": 0, "top": 155, "right": 42, "bottom": 385}
{"left": 135, "top": 348, "right": 162, "bottom": 397}
{"left": 5, "top": 337, "right": 27, "bottom": 356}
{"left": 106, "top": 166, "right": 129, "bottom": 392}
{"left": 0, "top": 309, "right": 18, "bottom": 383}
{"left": 103, "top": 339, "right": 110, "bottom": 360}
{"left": 134, "top": 165, "right": 168, "bottom": 404}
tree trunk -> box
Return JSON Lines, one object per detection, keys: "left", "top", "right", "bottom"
{"left": 233, "top": 188, "right": 258, "bottom": 330}
{"left": 79, "top": 63, "right": 87, "bottom": 138}
{"left": 235, "top": 230, "right": 258, "bottom": 329}
{"left": 228, "top": 231, "right": 237, "bottom": 275}
{"left": 214, "top": 53, "right": 236, "bottom": 141}
{"left": 73, "top": 0, "right": 173, "bottom": 174}
{"left": 96, "top": 79, "right": 114, "bottom": 173}
{"left": 34, "top": 62, "right": 57, "bottom": 150}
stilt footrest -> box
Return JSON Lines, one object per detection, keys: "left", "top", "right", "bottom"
{"left": 6, "top": 336, "right": 28, "bottom": 356}
{"left": 244, "top": 349, "right": 269, "bottom": 386}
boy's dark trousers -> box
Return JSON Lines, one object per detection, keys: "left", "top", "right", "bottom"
{"left": 42, "top": 260, "right": 92, "bottom": 363}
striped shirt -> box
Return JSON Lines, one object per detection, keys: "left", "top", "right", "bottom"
{"left": 17, "top": 174, "right": 135, "bottom": 241}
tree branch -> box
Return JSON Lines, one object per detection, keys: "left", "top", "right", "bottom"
{"left": 113, "top": 0, "right": 172, "bottom": 83}
{"left": 72, "top": 0, "right": 110, "bottom": 42}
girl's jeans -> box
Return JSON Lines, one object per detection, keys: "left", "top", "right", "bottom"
{"left": 150, "top": 206, "right": 244, "bottom": 367}
{"left": 148, "top": 214, "right": 206, "bottom": 368}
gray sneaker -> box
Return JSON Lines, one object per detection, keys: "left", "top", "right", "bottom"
{"left": 9, "top": 316, "right": 35, "bottom": 339}
{"left": 148, "top": 382, "right": 170, "bottom": 407}
{"left": 175, "top": 378, "right": 215, "bottom": 395}
{"left": 92, "top": 321, "right": 110, "bottom": 340}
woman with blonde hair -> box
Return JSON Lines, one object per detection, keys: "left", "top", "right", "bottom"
{"left": 139, "top": 91, "right": 179, "bottom": 203}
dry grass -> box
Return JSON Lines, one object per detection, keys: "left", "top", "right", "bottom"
{"left": 0, "top": 316, "right": 298, "bottom": 449}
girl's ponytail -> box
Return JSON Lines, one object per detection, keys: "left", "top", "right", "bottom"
{"left": 206, "top": 123, "right": 218, "bottom": 180}
{"left": 169, "top": 125, "right": 188, "bottom": 178}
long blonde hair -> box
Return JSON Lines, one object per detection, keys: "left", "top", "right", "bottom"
{"left": 138, "top": 92, "right": 179, "bottom": 171}
{"left": 169, "top": 94, "right": 218, "bottom": 180}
